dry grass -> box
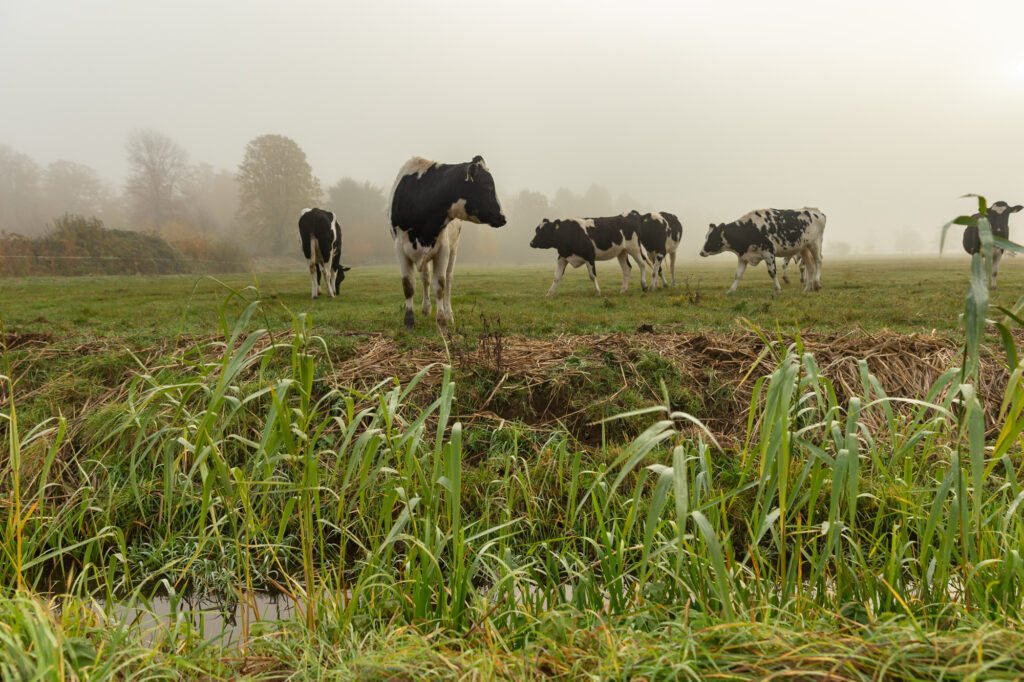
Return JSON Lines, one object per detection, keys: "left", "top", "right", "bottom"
{"left": 327, "top": 328, "right": 1012, "bottom": 444}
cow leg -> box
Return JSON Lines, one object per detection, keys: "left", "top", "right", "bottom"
{"left": 309, "top": 260, "right": 320, "bottom": 299}
{"left": 655, "top": 254, "right": 668, "bottom": 288}
{"left": 396, "top": 245, "right": 416, "bottom": 331}
{"left": 727, "top": 259, "right": 748, "bottom": 293}
{"left": 617, "top": 252, "right": 632, "bottom": 293}
{"left": 431, "top": 240, "right": 452, "bottom": 327}
{"left": 632, "top": 248, "right": 648, "bottom": 292}
{"left": 765, "top": 254, "right": 783, "bottom": 293}
{"left": 325, "top": 262, "right": 338, "bottom": 298}
{"left": 992, "top": 248, "right": 1003, "bottom": 289}
{"left": 781, "top": 257, "right": 791, "bottom": 284}
{"left": 443, "top": 230, "right": 459, "bottom": 323}
{"left": 547, "top": 257, "right": 569, "bottom": 296}
{"left": 420, "top": 263, "right": 432, "bottom": 315}
{"left": 799, "top": 247, "right": 816, "bottom": 292}
{"left": 586, "top": 260, "right": 601, "bottom": 296}
{"left": 669, "top": 250, "right": 677, "bottom": 287}
{"left": 811, "top": 241, "right": 823, "bottom": 290}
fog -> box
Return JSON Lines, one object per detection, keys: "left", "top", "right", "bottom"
{"left": 3, "top": 0, "right": 1024, "bottom": 261}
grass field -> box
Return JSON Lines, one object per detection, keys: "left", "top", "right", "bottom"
{"left": 3, "top": 255, "right": 1024, "bottom": 680}
{"left": 2, "top": 256, "right": 1018, "bottom": 343}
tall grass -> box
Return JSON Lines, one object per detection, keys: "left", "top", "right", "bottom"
{"left": 1, "top": 196, "right": 1024, "bottom": 677}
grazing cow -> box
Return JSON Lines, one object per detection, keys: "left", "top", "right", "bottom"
{"left": 962, "top": 200, "right": 1022, "bottom": 289}
{"left": 388, "top": 155, "right": 506, "bottom": 330}
{"left": 298, "top": 208, "right": 350, "bottom": 299}
{"left": 635, "top": 211, "right": 683, "bottom": 288}
{"left": 699, "top": 207, "right": 826, "bottom": 293}
{"left": 529, "top": 214, "right": 648, "bottom": 296}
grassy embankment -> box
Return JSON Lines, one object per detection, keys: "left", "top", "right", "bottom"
{"left": 3, "top": 253, "right": 1024, "bottom": 679}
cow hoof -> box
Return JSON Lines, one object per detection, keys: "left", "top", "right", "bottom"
{"left": 404, "top": 311, "right": 415, "bottom": 331}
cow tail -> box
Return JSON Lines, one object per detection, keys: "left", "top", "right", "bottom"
{"left": 300, "top": 227, "right": 313, "bottom": 260}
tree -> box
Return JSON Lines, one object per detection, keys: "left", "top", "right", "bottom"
{"left": 325, "top": 178, "right": 390, "bottom": 263}
{"left": 43, "top": 160, "right": 114, "bottom": 223}
{"left": 124, "top": 129, "right": 190, "bottom": 230}
{"left": 181, "top": 163, "right": 240, "bottom": 236}
{"left": 236, "top": 134, "right": 321, "bottom": 254}
{"left": 0, "top": 144, "right": 43, "bottom": 235}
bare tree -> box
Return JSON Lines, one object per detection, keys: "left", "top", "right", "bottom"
{"left": 0, "top": 144, "right": 44, "bottom": 235}
{"left": 236, "top": 134, "right": 321, "bottom": 254}
{"left": 124, "top": 129, "right": 190, "bottom": 230}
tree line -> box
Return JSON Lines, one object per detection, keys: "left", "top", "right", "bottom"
{"left": 1, "top": 132, "right": 649, "bottom": 268}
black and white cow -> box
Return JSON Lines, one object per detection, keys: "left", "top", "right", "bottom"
{"left": 699, "top": 208, "right": 825, "bottom": 293}
{"left": 388, "top": 155, "right": 506, "bottom": 330}
{"left": 962, "top": 200, "right": 1022, "bottom": 289}
{"left": 635, "top": 211, "right": 683, "bottom": 288}
{"left": 529, "top": 214, "right": 648, "bottom": 296}
{"left": 298, "top": 208, "right": 350, "bottom": 299}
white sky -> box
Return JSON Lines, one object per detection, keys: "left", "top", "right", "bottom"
{"left": 3, "top": 0, "right": 1024, "bottom": 252}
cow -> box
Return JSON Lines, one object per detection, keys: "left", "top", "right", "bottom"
{"left": 529, "top": 214, "right": 648, "bottom": 296}
{"left": 699, "top": 207, "right": 825, "bottom": 293}
{"left": 298, "top": 208, "right": 350, "bottom": 299}
{"left": 962, "top": 200, "right": 1022, "bottom": 289}
{"left": 388, "top": 155, "right": 506, "bottom": 330}
{"left": 635, "top": 211, "right": 683, "bottom": 288}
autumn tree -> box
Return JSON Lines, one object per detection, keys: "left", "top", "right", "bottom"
{"left": 124, "top": 129, "right": 190, "bottom": 230}
{"left": 236, "top": 134, "right": 321, "bottom": 254}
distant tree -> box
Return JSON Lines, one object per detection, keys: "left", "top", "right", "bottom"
{"left": 0, "top": 144, "right": 43, "bottom": 235}
{"left": 325, "top": 178, "right": 390, "bottom": 263}
{"left": 124, "top": 129, "right": 191, "bottom": 230}
{"left": 236, "top": 134, "right": 321, "bottom": 254}
{"left": 43, "top": 160, "right": 114, "bottom": 222}
{"left": 509, "top": 189, "right": 551, "bottom": 226}
{"left": 580, "top": 183, "right": 614, "bottom": 216}
{"left": 181, "top": 163, "right": 240, "bottom": 236}
{"left": 550, "top": 184, "right": 615, "bottom": 218}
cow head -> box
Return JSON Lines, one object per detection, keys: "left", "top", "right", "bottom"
{"left": 990, "top": 201, "right": 1024, "bottom": 217}
{"left": 700, "top": 223, "right": 726, "bottom": 256}
{"left": 530, "top": 219, "right": 560, "bottom": 249}
{"left": 462, "top": 155, "right": 507, "bottom": 228}
{"left": 333, "top": 265, "right": 352, "bottom": 291}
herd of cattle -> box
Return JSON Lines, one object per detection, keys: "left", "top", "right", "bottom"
{"left": 297, "top": 156, "right": 1021, "bottom": 330}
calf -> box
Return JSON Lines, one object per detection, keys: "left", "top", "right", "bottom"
{"left": 699, "top": 207, "right": 825, "bottom": 293}
{"left": 636, "top": 211, "right": 683, "bottom": 288}
{"left": 962, "top": 200, "right": 1022, "bottom": 289}
{"left": 529, "top": 214, "right": 648, "bottom": 296}
{"left": 388, "top": 155, "right": 506, "bottom": 330}
{"left": 298, "top": 208, "right": 350, "bottom": 299}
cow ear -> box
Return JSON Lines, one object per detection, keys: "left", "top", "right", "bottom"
{"left": 1013, "top": 205, "right": 1024, "bottom": 213}
{"left": 555, "top": 221, "right": 560, "bottom": 229}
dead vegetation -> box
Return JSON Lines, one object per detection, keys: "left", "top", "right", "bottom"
{"left": 329, "top": 328, "right": 1013, "bottom": 445}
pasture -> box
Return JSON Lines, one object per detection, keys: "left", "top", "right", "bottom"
{"left": 3, "top": 255, "right": 1024, "bottom": 680}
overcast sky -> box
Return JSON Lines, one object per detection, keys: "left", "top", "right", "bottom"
{"left": 3, "top": 0, "right": 1023, "bottom": 253}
